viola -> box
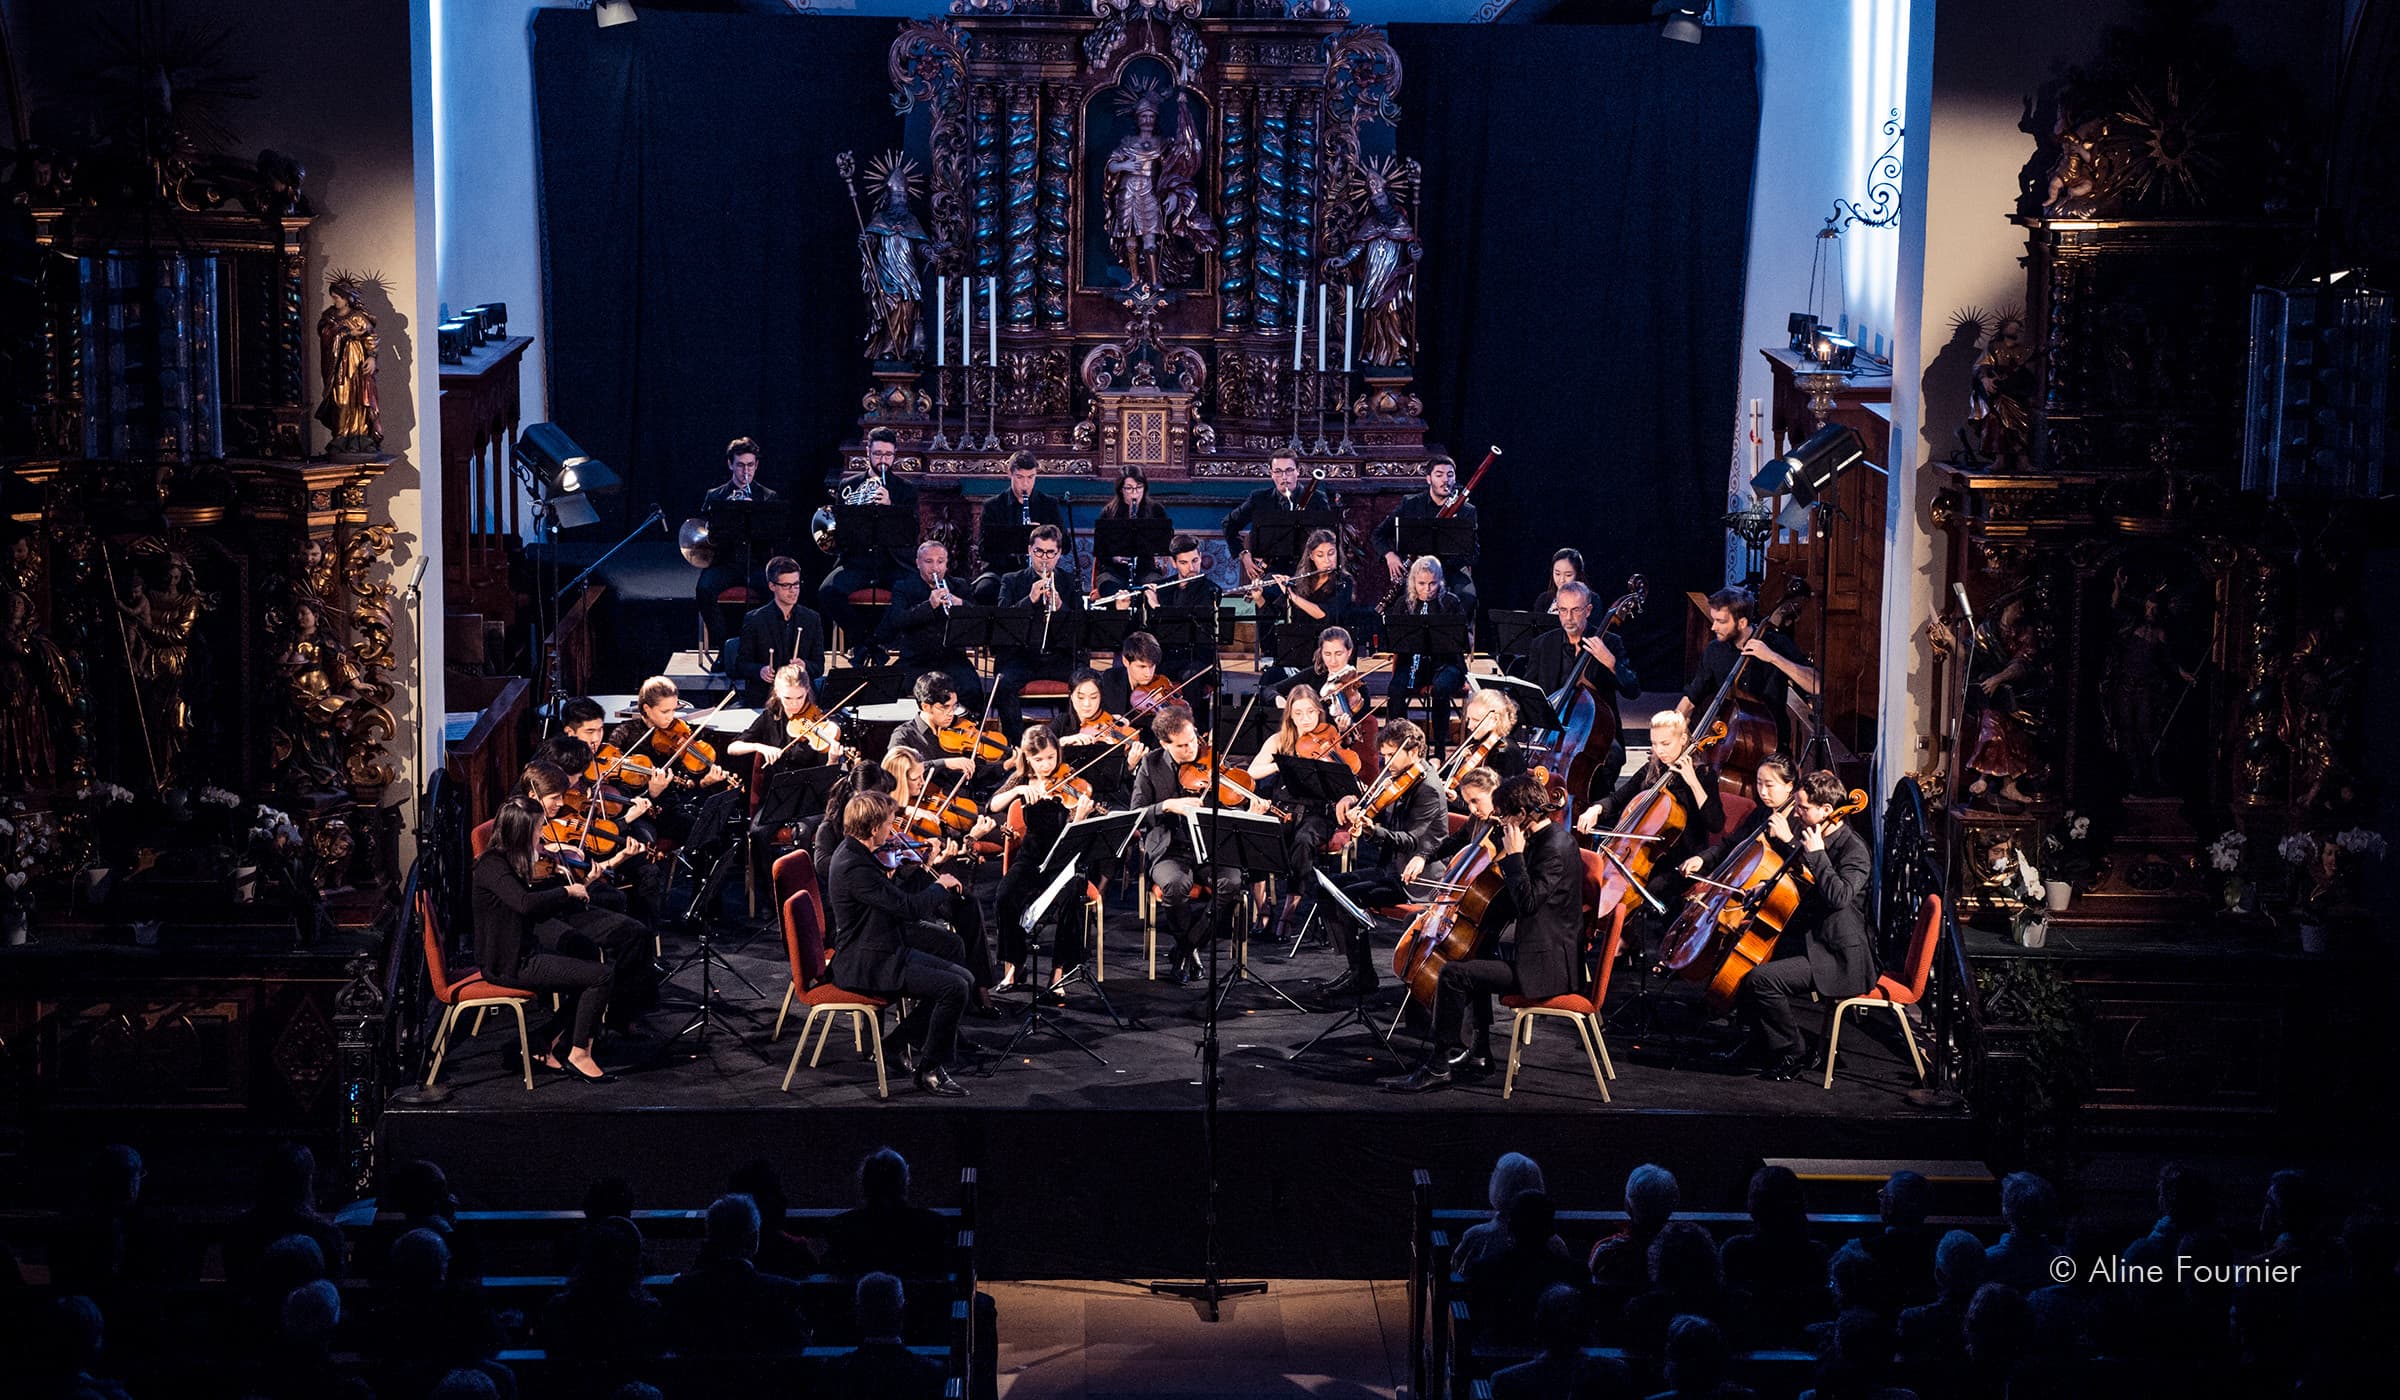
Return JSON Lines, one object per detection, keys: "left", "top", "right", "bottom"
{"left": 1658, "top": 787, "right": 1867, "bottom": 1014}
{"left": 1126, "top": 672, "right": 1180, "bottom": 716}
{"left": 1355, "top": 755, "right": 1426, "bottom": 824}
{"left": 934, "top": 716, "right": 1010, "bottom": 761}
{"left": 1176, "top": 744, "right": 1269, "bottom": 809}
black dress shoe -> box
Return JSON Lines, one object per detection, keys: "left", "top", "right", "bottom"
{"left": 1762, "top": 1052, "right": 1807, "bottom": 1082}
{"left": 1450, "top": 1052, "right": 1495, "bottom": 1080}
{"left": 1315, "top": 970, "right": 1363, "bottom": 1001}
{"left": 1378, "top": 1064, "right": 1453, "bottom": 1093}
{"left": 914, "top": 1065, "right": 969, "bottom": 1097}
{"left": 880, "top": 1027, "right": 917, "bottom": 1073}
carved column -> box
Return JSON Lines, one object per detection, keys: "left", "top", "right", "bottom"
{"left": 1037, "top": 81, "right": 1075, "bottom": 326}
{"left": 1255, "top": 90, "right": 1291, "bottom": 331}
{"left": 1290, "top": 92, "right": 1320, "bottom": 304}
{"left": 334, "top": 950, "right": 386, "bottom": 1202}
{"left": 1218, "top": 87, "right": 1254, "bottom": 325}
{"left": 1004, "top": 82, "right": 1040, "bottom": 325}
{"left": 971, "top": 85, "right": 1004, "bottom": 284}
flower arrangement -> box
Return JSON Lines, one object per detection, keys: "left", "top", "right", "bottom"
{"left": 2041, "top": 811, "right": 2097, "bottom": 887}
{"left": 2206, "top": 829, "right": 2249, "bottom": 911}
{"left": 2279, "top": 826, "right": 2388, "bottom": 923}
{"left": 0, "top": 797, "right": 61, "bottom": 928}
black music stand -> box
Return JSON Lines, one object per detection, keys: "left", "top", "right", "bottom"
{"left": 1075, "top": 607, "right": 1132, "bottom": 658}
{"left": 754, "top": 756, "right": 845, "bottom": 838}
{"left": 1002, "top": 810, "right": 1139, "bottom": 1061}
{"left": 703, "top": 500, "right": 793, "bottom": 642}
{"left": 1382, "top": 614, "right": 1471, "bottom": 668}
{"left": 1469, "top": 670, "right": 1562, "bottom": 736}
{"left": 1269, "top": 752, "right": 1366, "bottom": 959}
{"left": 1270, "top": 621, "right": 1330, "bottom": 672}
{"left": 1093, "top": 516, "right": 1173, "bottom": 574}
{"left": 1250, "top": 506, "right": 1342, "bottom": 571}
{"left": 1288, "top": 866, "right": 1387, "bottom": 1063}
{"left": 815, "top": 665, "right": 910, "bottom": 707}
{"left": 1208, "top": 704, "right": 1279, "bottom": 759}
{"left": 1390, "top": 516, "right": 1477, "bottom": 570}
{"left": 832, "top": 503, "right": 918, "bottom": 571}
{"left": 1139, "top": 602, "right": 1218, "bottom": 653}
{"left": 979, "top": 520, "right": 1036, "bottom": 578}
{"left": 1486, "top": 609, "right": 1559, "bottom": 661}
{"left": 656, "top": 787, "right": 771, "bottom": 1061}
{"left": 934, "top": 604, "right": 998, "bottom": 658}
{"left": 1184, "top": 806, "right": 1309, "bottom": 1017}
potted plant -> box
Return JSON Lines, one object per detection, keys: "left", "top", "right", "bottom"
{"left": 2206, "top": 829, "right": 2251, "bottom": 914}
{"left": 0, "top": 798, "right": 60, "bottom": 945}
{"left": 2002, "top": 840, "right": 2049, "bottom": 947}
{"left": 2039, "top": 811, "right": 2095, "bottom": 911}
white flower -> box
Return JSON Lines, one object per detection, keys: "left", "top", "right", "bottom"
{"left": 0, "top": 818, "right": 13, "bottom": 838}
{"left": 2069, "top": 816, "right": 2090, "bottom": 840}
{"left": 2278, "top": 833, "right": 2318, "bottom": 866}
{"left": 2335, "top": 828, "right": 2388, "bottom": 861}
{"left": 199, "top": 786, "right": 240, "bottom": 807}
{"left": 2207, "top": 830, "right": 2247, "bottom": 873}
{"left": 92, "top": 782, "right": 136, "bottom": 805}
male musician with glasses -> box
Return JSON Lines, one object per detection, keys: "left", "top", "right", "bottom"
{"left": 737, "top": 555, "right": 827, "bottom": 708}
{"left": 993, "top": 524, "right": 1085, "bottom": 736}
{"left": 1129, "top": 704, "right": 1246, "bottom": 986}
{"left": 971, "top": 450, "right": 1071, "bottom": 605}
{"left": 1222, "top": 451, "right": 1330, "bottom": 582}
{"left": 694, "top": 436, "right": 783, "bottom": 639}
{"left": 1518, "top": 580, "right": 1641, "bottom": 791}
{"left": 1374, "top": 455, "right": 1478, "bottom": 615}
{"left": 818, "top": 427, "right": 922, "bottom": 667}
{"left": 1307, "top": 721, "right": 1462, "bottom": 1004}
{"left": 876, "top": 539, "right": 982, "bottom": 711}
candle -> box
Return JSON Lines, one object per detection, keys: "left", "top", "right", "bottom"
{"left": 1316, "top": 282, "right": 1327, "bottom": 372}
{"left": 987, "top": 276, "right": 998, "bottom": 365}
{"left": 1344, "top": 284, "right": 1354, "bottom": 372}
{"left": 1293, "top": 279, "right": 1307, "bottom": 370}
{"left": 935, "top": 275, "right": 946, "bottom": 367}
{"left": 960, "top": 275, "right": 972, "bottom": 366}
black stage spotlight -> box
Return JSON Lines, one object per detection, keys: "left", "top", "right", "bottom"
{"left": 1655, "top": 1, "right": 1706, "bottom": 44}
{"left": 1752, "top": 423, "right": 1865, "bottom": 506}
{"left": 514, "top": 423, "right": 619, "bottom": 528}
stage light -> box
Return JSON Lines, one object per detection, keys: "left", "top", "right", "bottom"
{"left": 515, "top": 423, "right": 619, "bottom": 528}
{"left": 594, "top": 1, "right": 637, "bottom": 27}
{"left": 1656, "top": 1, "right": 1706, "bottom": 44}
{"left": 1752, "top": 424, "right": 1865, "bottom": 506}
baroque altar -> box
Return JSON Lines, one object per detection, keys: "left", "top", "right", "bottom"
{"left": 831, "top": 0, "right": 1435, "bottom": 491}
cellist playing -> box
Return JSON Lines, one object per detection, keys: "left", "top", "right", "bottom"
{"left": 1725, "top": 768, "right": 1877, "bottom": 1082}
{"left": 1382, "top": 773, "right": 1583, "bottom": 1094}
{"left": 1573, "top": 710, "right": 1725, "bottom": 942}
{"left": 1519, "top": 581, "right": 1641, "bottom": 786}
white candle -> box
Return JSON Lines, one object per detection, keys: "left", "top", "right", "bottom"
{"left": 960, "top": 275, "right": 972, "bottom": 366}
{"left": 935, "top": 276, "right": 946, "bottom": 366}
{"left": 1294, "top": 280, "right": 1307, "bottom": 370}
{"left": 1344, "top": 284, "right": 1354, "bottom": 372}
{"left": 987, "top": 276, "right": 998, "bottom": 364}
{"left": 1316, "top": 283, "right": 1327, "bottom": 372}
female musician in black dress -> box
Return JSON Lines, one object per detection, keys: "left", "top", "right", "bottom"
{"left": 1260, "top": 528, "right": 1354, "bottom": 634}
{"left": 1057, "top": 669, "right": 1142, "bottom": 809}
{"left": 726, "top": 661, "right": 839, "bottom": 850}
{"left": 988, "top": 725, "right": 1099, "bottom": 994}
{"left": 1243, "top": 684, "right": 1347, "bottom": 939}
{"left": 1095, "top": 469, "right": 1173, "bottom": 598}
{"left": 471, "top": 798, "right": 620, "bottom": 1082}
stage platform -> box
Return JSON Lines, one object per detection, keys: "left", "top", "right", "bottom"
{"left": 387, "top": 916, "right": 1974, "bottom": 1280}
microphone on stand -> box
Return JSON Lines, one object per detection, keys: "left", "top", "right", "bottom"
{"left": 651, "top": 504, "right": 670, "bottom": 535}
{"left": 1952, "top": 582, "right": 1983, "bottom": 648}
{"left": 403, "top": 553, "right": 431, "bottom": 600}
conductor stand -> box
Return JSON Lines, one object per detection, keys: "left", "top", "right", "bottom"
{"left": 1147, "top": 710, "right": 1270, "bottom": 1322}
{"left": 655, "top": 787, "right": 770, "bottom": 1061}
{"left": 1005, "top": 811, "right": 1140, "bottom": 1063}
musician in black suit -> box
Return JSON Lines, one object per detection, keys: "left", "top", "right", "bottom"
{"left": 885, "top": 671, "right": 1006, "bottom": 793}
{"left": 1384, "top": 774, "right": 1583, "bottom": 1093}
{"left": 1373, "top": 455, "right": 1478, "bottom": 614}
{"left": 1738, "top": 769, "right": 1876, "bottom": 1081}
{"left": 471, "top": 799, "right": 619, "bottom": 1082}
{"left": 737, "top": 555, "right": 827, "bottom": 708}
{"left": 818, "top": 427, "right": 923, "bottom": 666}
{"left": 1519, "top": 580, "right": 1641, "bottom": 791}
{"left": 1387, "top": 556, "right": 1471, "bottom": 760}
{"left": 823, "top": 789, "right": 974, "bottom": 1096}
{"left": 993, "top": 523, "right": 1084, "bottom": 736}
{"left": 1129, "top": 705, "right": 1244, "bottom": 985}
{"left": 1679, "top": 585, "right": 1818, "bottom": 754}
{"left": 695, "top": 436, "right": 785, "bottom": 634}
{"left": 1143, "top": 533, "right": 1221, "bottom": 691}
{"left": 971, "top": 450, "right": 1073, "bottom": 605}
{"left": 1311, "top": 720, "right": 1458, "bottom": 1000}
{"left": 874, "top": 539, "right": 981, "bottom": 710}
{"left": 1222, "top": 451, "right": 1331, "bottom": 581}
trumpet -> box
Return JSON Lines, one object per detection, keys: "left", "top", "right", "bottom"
{"left": 810, "top": 472, "right": 894, "bottom": 554}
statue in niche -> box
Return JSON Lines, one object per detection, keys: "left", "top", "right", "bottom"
{"left": 315, "top": 273, "right": 383, "bottom": 455}
{"left": 1324, "top": 156, "right": 1424, "bottom": 367}
{"left": 0, "top": 589, "right": 73, "bottom": 788}
{"left": 1103, "top": 78, "right": 1215, "bottom": 289}
{"left": 114, "top": 554, "right": 213, "bottom": 790}
{"left": 276, "top": 599, "right": 368, "bottom": 791}
{"left": 2102, "top": 566, "right": 2201, "bottom": 798}
{"left": 839, "top": 150, "right": 930, "bottom": 363}
{"left": 1964, "top": 314, "right": 2037, "bottom": 471}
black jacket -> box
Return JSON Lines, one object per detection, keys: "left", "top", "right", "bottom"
{"left": 1143, "top": 574, "right": 1221, "bottom": 676}
{"left": 821, "top": 1341, "right": 944, "bottom": 1400}
{"left": 1222, "top": 484, "right": 1337, "bottom": 571}
{"left": 830, "top": 471, "right": 919, "bottom": 567}
{"left": 661, "top": 1254, "right": 810, "bottom": 1352}
{"left": 1684, "top": 627, "right": 1809, "bottom": 749}
{"left": 876, "top": 570, "right": 974, "bottom": 668}
{"left": 1521, "top": 627, "right": 1639, "bottom": 703}
{"left": 1373, "top": 491, "right": 1478, "bottom": 578}
{"left": 699, "top": 479, "right": 783, "bottom": 510}
{"left": 1131, "top": 749, "right": 1195, "bottom": 863}
{"left": 1095, "top": 499, "right": 1172, "bottom": 583}
{"left": 1356, "top": 771, "right": 1452, "bottom": 865}
{"left": 1495, "top": 819, "right": 1583, "bottom": 1001}
{"left": 975, "top": 489, "right": 1070, "bottom": 576}
{"left": 1791, "top": 820, "right": 1878, "bottom": 999}
{"left": 997, "top": 565, "right": 1085, "bottom": 660}
{"left": 1588, "top": 758, "right": 1724, "bottom": 860}
{"left": 738, "top": 600, "right": 826, "bottom": 701}
{"left": 824, "top": 836, "right": 953, "bottom": 996}
{"left": 471, "top": 852, "right": 579, "bottom": 982}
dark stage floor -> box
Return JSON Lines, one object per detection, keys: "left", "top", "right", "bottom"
{"left": 387, "top": 906, "right": 1974, "bottom": 1278}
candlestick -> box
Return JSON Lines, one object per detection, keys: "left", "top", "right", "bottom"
{"left": 960, "top": 274, "right": 972, "bottom": 367}
{"left": 986, "top": 276, "right": 998, "bottom": 366}
{"left": 1316, "top": 283, "right": 1327, "bottom": 373}
{"left": 1343, "top": 284, "right": 1354, "bottom": 373}
{"left": 1293, "top": 280, "right": 1307, "bottom": 371}
{"left": 935, "top": 276, "right": 946, "bottom": 367}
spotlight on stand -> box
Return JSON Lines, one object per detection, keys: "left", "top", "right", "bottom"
{"left": 1655, "top": 1, "right": 1707, "bottom": 44}
{"left": 1752, "top": 423, "right": 1865, "bottom": 507}
{"left": 514, "top": 423, "right": 619, "bottom": 530}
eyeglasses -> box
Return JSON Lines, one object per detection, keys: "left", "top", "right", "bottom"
{"left": 1031, "top": 546, "right": 1061, "bottom": 559}
{"left": 770, "top": 577, "right": 803, "bottom": 590}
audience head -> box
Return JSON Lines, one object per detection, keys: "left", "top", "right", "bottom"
{"left": 582, "top": 1175, "right": 636, "bottom": 1221}
{"left": 856, "top": 1271, "right": 906, "bottom": 1338}
{"left": 1625, "top": 1163, "right": 1681, "bottom": 1229}
{"left": 259, "top": 1140, "right": 321, "bottom": 1214}
{"left": 260, "top": 1232, "right": 329, "bottom": 1296}
{"left": 1661, "top": 1313, "right": 1728, "bottom": 1393}
{"left": 1879, "top": 1169, "right": 1931, "bottom": 1227}
{"left": 2263, "top": 1169, "right": 2321, "bottom": 1242}
{"left": 390, "top": 1227, "right": 451, "bottom": 1292}
{"left": 1999, "top": 1171, "right": 2060, "bottom": 1239}
{"left": 1826, "top": 1241, "right": 1876, "bottom": 1311}
{"left": 1532, "top": 1282, "right": 1588, "bottom": 1353}
{"left": 390, "top": 1158, "right": 455, "bottom": 1222}
{"left": 430, "top": 1370, "right": 502, "bottom": 1400}
{"left": 860, "top": 1146, "right": 912, "bottom": 1206}
{"left": 729, "top": 1159, "right": 789, "bottom": 1231}
{"left": 1964, "top": 1281, "right": 2033, "bottom": 1370}
{"left": 1502, "top": 1189, "right": 1555, "bottom": 1248}
{"left": 1486, "top": 1151, "right": 1546, "bottom": 1215}
{"left": 92, "top": 1143, "right": 144, "bottom": 1209}
{"left": 705, "top": 1193, "right": 762, "bottom": 1261}
{"left": 609, "top": 1387, "right": 665, "bottom": 1400}
{"left": 1648, "top": 1220, "right": 1722, "bottom": 1294}
{"left": 50, "top": 1293, "right": 107, "bottom": 1373}
{"left": 281, "top": 1277, "right": 342, "bottom": 1345}
{"left": 1746, "top": 1163, "right": 1807, "bottom": 1233}
{"left": 1827, "top": 1306, "right": 1895, "bottom": 1370}
{"left": 1933, "top": 1228, "right": 1988, "bottom": 1298}
{"left": 2155, "top": 1161, "right": 2215, "bottom": 1229}
{"left": 573, "top": 1215, "right": 647, "bottom": 1295}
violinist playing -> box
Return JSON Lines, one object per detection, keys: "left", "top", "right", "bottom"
{"left": 1727, "top": 767, "right": 1876, "bottom": 1082}
{"left": 1129, "top": 704, "right": 1245, "bottom": 986}
{"left": 604, "top": 677, "right": 737, "bottom": 844}
{"left": 1678, "top": 586, "right": 1819, "bottom": 755}
{"left": 875, "top": 538, "right": 983, "bottom": 711}
{"left": 824, "top": 789, "right": 975, "bottom": 1096}
{"left": 472, "top": 798, "right": 621, "bottom": 1083}
{"left": 727, "top": 662, "right": 843, "bottom": 848}
{"left": 553, "top": 697, "right": 660, "bottom": 836}
{"left": 1450, "top": 688, "right": 1530, "bottom": 785}
{"left": 880, "top": 745, "right": 1002, "bottom": 1012}
{"left": 887, "top": 672, "right": 1007, "bottom": 795}
{"left": 1058, "top": 669, "right": 1141, "bottom": 810}
{"left": 1308, "top": 721, "right": 1459, "bottom": 1004}
{"left": 1383, "top": 773, "right": 1582, "bottom": 1093}
{"left": 1242, "top": 683, "right": 1350, "bottom": 941}
{"left": 1521, "top": 581, "right": 1642, "bottom": 787}
{"left": 518, "top": 759, "right": 661, "bottom": 1017}
{"left": 1572, "top": 708, "right": 1725, "bottom": 922}
{"left": 987, "top": 725, "right": 1099, "bottom": 998}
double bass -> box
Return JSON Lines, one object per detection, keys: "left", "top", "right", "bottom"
{"left": 1536, "top": 575, "right": 1647, "bottom": 806}
{"left": 1657, "top": 786, "right": 1866, "bottom": 1015}
{"left": 1689, "top": 576, "right": 1810, "bottom": 797}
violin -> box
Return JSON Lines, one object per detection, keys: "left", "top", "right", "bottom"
{"left": 1353, "top": 753, "right": 1425, "bottom": 825}
{"left": 782, "top": 703, "right": 852, "bottom": 761}
{"left": 1126, "top": 672, "right": 1180, "bottom": 716}
{"left": 874, "top": 833, "right": 931, "bottom": 870}
{"left": 1072, "top": 711, "right": 1140, "bottom": 746}
{"left": 558, "top": 781, "right": 631, "bottom": 822}
{"left": 934, "top": 716, "right": 1010, "bottom": 762}
{"left": 903, "top": 789, "right": 983, "bottom": 844}
{"left": 542, "top": 811, "right": 630, "bottom": 862}
{"left": 1176, "top": 744, "right": 1270, "bottom": 809}
{"left": 644, "top": 718, "right": 719, "bottom": 778}
{"left": 1294, "top": 723, "right": 1362, "bottom": 775}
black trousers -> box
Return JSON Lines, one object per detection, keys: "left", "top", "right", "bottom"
{"left": 889, "top": 950, "right": 973, "bottom": 1070}
{"left": 1149, "top": 854, "right": 1245, "bottom": 959}
{"left": 994, "top": 653, "right": 1076, "bottom": 735}
{"left": 993, "top": 860, "right": 1092, "bottom": 973}
{"left": 1398, "top": 663, "right": 1469, "bottom": 758}
{"left": 511, "top": 952, "right": 614, "bottom": 1049}
{"left": 1432, "top": 953, "right": 1519, "bottom": 1053}
{"left": 1740, "top": 952, "right": 1819, "bottom": 1058}
{"left": 1328, "top": 865, "right": 1411, "bottom": 978}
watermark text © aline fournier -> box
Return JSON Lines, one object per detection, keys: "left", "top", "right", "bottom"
{"left": 2051, "top": 1254, "right": 2301, "bottom": 1286}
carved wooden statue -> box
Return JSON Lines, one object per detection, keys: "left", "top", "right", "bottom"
{"left": 843, "top": 151, "right": 931, "bottom": 363}
{"left": 315, "top": 274, "right": 383, "bottom": 454}
{"left": 1104, "top": 78, "right": 1215, "bottom": 289}
{"left": 1325, "top": 156, "right": 1423, "bottom": 367}
{"left": 0, "top": 589, "right": 73, "bottom": 787}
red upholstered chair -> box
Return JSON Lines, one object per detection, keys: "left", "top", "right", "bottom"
{"left": 1717, "top": 789, "right": 1757, "bottom": 837}
{"left": 1822, "top": 893, "right": 1944, "bottom": 1089}
{"left": 778, "top": 886, "right": 894, "bottom": 1098}
{"left": 469, "top": 819, "right": 495, "bottom": 860}
{"left": 768, "top": 849, "right": 823, "bottom": 1041}
{"left": 1016, "top": 678, "right": 1074, "bottom": 728}
{"left": 417, "top": 889, "right": 539, "bottom": 1091}
{"left": 1497, "top": 864, "right": 1625, "bottom": 1102}
{"left": 830, "top": 587, "right": 894, "bottom": 660}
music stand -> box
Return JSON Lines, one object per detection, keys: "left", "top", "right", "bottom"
{"left": 1390, "top": 516, "right": 1477, "bottom": 570}
{"left": 656, "top": 787, "right": 771, "bottom": 1061}
{"left": 934, "top": 604, "right": 998, "bottom": 658}
{"left": 753, "top": 756, "right": 846, "bottom": 837}
{"left": 1271, "top": 621, "right": 1330, "bottom": 672}
{"left": 1288, "top": 867, "right": 1387, "bottom": 1063}
{"left": 979, "top": 520, "right": 1036, "bottom": 578}
{"left": 816, "top": 665, "right": 910, "bottom": 707}
{"left": 1469, "top": 670, "right": 1563, "bottom": 736}
{"left": 1004, "top": 810, "right": 1139, "bottom": 1060}
{"left": 1140, "top": 603, "right": 1217, "bottom": 653}
{"left": 1093, "top": 516, "right": 1173, "bottom": 571}
{"left": 833, "top": 503, "right": 918, "bottom": 572}
{"left": 1486, "top": 609, "right": 1559, "bottom": 661}
{"left": 1075, "top": 607, "right": 1131, "bottom": 657}
{"left": 1271, "top": 754, "right": 1366, "bottom": 960}
{"left": 1208, "top": 704, "right": 1280, "bottom": 758}
{"left": 1186, "top": 805, "right": 1309, "bottom": 1017}
{"left": 1250, "top": 506, "right": 1342, "bottom": 571}
{"left": 1383, "top": 614, "right": 1471, "bottom": 667}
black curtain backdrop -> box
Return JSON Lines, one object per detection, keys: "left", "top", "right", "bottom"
{"left": 534, "top": 12, "right": 1758, "bottom": 675}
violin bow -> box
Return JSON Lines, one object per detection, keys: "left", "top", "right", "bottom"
{"left": 773, "top": 680, "right": 870, "bottom": 761}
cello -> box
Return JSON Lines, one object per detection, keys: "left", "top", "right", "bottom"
{"left": 1658, "top": 786, "right": 1866, "bottom": 1015}
{"left": 1391, "top": 816, "right": 1503, "bottom": 1007}
{"left": 1536, "top": 575, "right": 1647, "bottom": 806}
{"left": 1583, "top": 720, "right": 1727, "bottom": 923}
{"left": 1689, "top": 576, "right": 1810, "bottom": 798}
